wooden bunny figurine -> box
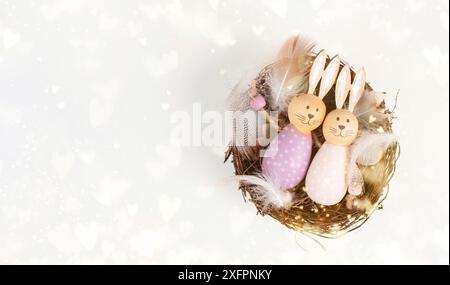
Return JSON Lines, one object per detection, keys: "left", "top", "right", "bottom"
{"left": 260, "top": 51, "right": 341, "bottom": 190}
{"left": 239, "top": 50, "right": 342, "bottom": 209}
{"left": 305, "top": 64, "right": 367, "bottom": 206}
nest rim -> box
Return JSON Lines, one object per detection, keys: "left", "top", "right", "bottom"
{"left": 225, "top": 58, "right": 400, "bottom": 239}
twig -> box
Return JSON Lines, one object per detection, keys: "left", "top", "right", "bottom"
{"left": 312, "top": 132, "right": 323, "bottom": 148}
{"left": 391, "top": 89, "right": 400, "bottom": 114}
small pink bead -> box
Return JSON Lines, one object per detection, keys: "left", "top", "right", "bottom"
{"left": 250, "top": 95, "right": 266, "bottom": 111}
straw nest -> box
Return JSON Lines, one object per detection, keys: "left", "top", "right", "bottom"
{"left": 224, "top": 59, "right": 400, "bottom": 239}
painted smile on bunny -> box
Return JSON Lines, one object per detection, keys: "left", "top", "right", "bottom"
{"left": 295, "top": 113, "right": 321, "bottom": 127}
{"left": 322, "top": 109, "right": 359, "bottom": 146}
{"left": 330, "top": 128, "right": 354, "bottom": 138}
{"left": 288, "top": 93, "right": 329, "bottom": 134}
{"left": 329, "top": 126, "right": 355, "bottom": 138}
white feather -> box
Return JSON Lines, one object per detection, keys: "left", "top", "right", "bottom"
{"left": 269, "top": 35, "right": 315, "bottom": 111}
{"left": 351, "top": 132, "right": 397, "bottom": 166}
{"left": 354, "top": 90, "right": 386, "bottom": 116}
{"left": 354, "top": 90, "right": 390, "bottom": 133}
{"left": 227, "top": 71, "right": 259, "bottom": 112}
{"left": 267, "top": 72, "right": 298, "bottom": 112}
{"left": 347, "top": 132, "right": 397, "bottom": 195}
{"left": 371, "top": 90, "right": 387, "bottom": 107}
{"left": 235, "top": 174, "right": 293, "bottom": 209}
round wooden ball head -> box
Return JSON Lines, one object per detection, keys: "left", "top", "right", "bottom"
{"left": 322, "top": 109, "right": 359, "bottom": 146}
{"left": 288, "top": 94, "right": 326, "bottom": 134}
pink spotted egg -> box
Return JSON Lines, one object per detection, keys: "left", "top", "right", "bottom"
{"left": 262, "top": 124, "right": 313, "bottom": 189}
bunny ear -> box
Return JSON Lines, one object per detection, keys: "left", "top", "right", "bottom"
{"left": 348, "top": 67, "right": 366, "bottom": 112}
{"left": 307, "top": 50, "right": 327, "bottom": 95}
{"left": 318, "top": 55, "right": 341, "bottom": 99}
{"left": 335, "top": 64, "right": 351, "bottom": 109}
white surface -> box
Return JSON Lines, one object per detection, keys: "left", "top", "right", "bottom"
{"left": 0, "top": 0, "right": 448, "bottom": 264}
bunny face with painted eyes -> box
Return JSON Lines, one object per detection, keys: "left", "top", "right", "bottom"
{"left": 322, "top": 109, "right": 358, "bottom": 146}
{"left": 287, "top": 52, "right": 341, "bottom": 135}
{"left": 321, "top": 64, "right": 366, "bottom": 146}
{"left": 288, "top": 94, "right": 326, "bottom": 134}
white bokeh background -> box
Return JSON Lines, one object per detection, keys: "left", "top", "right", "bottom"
{"left": 0, "top": 0, "right": 448, "bottom": 264}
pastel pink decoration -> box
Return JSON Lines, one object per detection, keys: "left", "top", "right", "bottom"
{"left": 305, "top": 143, "right": 348, "bottom": 205}
{"left": 262, "top": 124, "right": 312, "bottom": 189}
{"left": 250, "top": 95, "right": 266, "bottom": 111}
